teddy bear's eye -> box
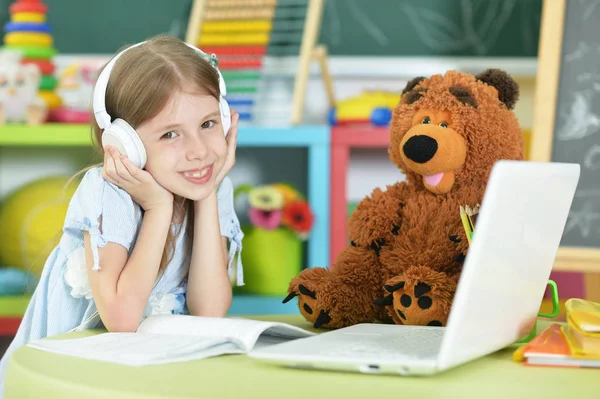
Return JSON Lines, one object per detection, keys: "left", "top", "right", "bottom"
{"left": 439, "top": 122, "right": 448, "bottom": 128}
{"left": 421, "top": 116, "right": 431, "bottom": 124}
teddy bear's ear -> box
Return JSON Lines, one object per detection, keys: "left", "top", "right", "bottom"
{"left": 475, "top": 69, "right": 519, "bottom": 110}
{"left": 402, "top": 76, "right": 426, "bottom": 95}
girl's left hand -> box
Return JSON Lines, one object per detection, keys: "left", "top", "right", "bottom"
{"left": 214, "top": 109, "right": 239, "bottom": 187}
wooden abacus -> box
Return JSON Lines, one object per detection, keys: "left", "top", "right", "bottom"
{"left": 185, "top": 0, "right": 335, "bottom": 124}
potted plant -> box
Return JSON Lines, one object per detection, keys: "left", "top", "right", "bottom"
{"left": 234, "top": 183, "right": 315, "bottom": 296}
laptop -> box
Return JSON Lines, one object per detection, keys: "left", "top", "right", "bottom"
{"left": 249, "top": 160, "right": 580, "bottom": 376}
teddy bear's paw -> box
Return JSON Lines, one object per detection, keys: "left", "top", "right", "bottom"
{"left": 285, "top": 281, "right": 344, "bottom": 328}
{"left": 283, "top": 268, "right": 343, "bottom": 328}
{"left": 283, "top": 283, "right": 327, "bottom": 327}
{"left": 374, "top": 269, "right": 456, "bottom": 327}
{"left": 376, "top": 280, "right": 446, "bottom": 326}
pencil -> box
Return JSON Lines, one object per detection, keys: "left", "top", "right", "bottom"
{"left": 465, "top": 205, "right": 475, "bottom": 231}
{"left": 459, "top": 206, "right": 472, "bottom": 245}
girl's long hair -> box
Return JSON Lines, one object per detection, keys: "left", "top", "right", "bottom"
{"left": 70, "top": 34, "right": 221, "bottom": 273}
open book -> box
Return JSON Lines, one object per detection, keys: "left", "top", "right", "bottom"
{"left": 26, "top": 315, "right": 315, "bottom": 366}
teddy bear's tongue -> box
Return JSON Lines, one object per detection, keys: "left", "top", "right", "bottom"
{"left": 424, "top": 172, "right": 444, "bottom": 187}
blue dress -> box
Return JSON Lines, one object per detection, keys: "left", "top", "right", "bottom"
{"left": 0, "top": 167, "right": 244, "bottom": 396}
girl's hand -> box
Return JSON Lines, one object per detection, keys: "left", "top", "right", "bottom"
{"left": 102, "top": 146, "right": 173, "bottom": 212}
{"left": 214, "top": 109, "right": 239, "bottom": 187}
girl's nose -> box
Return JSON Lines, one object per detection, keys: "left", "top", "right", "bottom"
{"left": 185, "top": 137, "right": 209, "bottom": 160}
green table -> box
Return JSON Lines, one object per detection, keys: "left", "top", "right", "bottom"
{"left": 4, "top": 316, "right": 598, "bottom": 399}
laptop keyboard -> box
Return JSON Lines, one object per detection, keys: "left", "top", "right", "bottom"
{"left": 319, "top": 327, "right": 445, "bottom": 360}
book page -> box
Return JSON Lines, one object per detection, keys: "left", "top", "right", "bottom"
{"left": 137, "top": 315, "right": 315, "bottom": 351}
{"left": 27, "top": 333, "right": 239, "bottom": 366}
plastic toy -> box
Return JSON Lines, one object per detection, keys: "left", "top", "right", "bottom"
{"left": 2, "top": 0, "right": 62, "bottom": 114}
{"left": 54, "top": 62, "right": 103, "bottom": 123}
{"left": 328, "top": 90, "right": 401, "bottom": 126}
{"left": 0, "top": 49, "right": 47, "bottom": 124}
{"left": 234, "top": 183, "right": 314, "bottom": 295}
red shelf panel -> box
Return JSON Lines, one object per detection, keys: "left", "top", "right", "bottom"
{"left": 0, "top": 317, "right": 21, "bottom": 336}
{"left": 331, "top": 124, "right": 390, "bottom": 147}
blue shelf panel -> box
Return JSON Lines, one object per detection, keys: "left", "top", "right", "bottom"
{"left": 307, "top": 140, "right": 329, "bottom": 269}
{"left": 229, "top": 295, "right": 299, "bottom": 315}
{"left": 237, "top": 125, "right": 329, "bottom": 147}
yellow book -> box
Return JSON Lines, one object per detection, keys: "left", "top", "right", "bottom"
{"left": 566, "top": 298, "right": 600, "bottom": 333}
{"left": 561, "top": 324, "right": 600, "bottom": 357}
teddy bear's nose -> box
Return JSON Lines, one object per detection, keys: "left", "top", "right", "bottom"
{"left": 403, "top": 135, "right": 438, "bottom": 164}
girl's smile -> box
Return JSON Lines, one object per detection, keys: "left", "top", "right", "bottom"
{"left": 180, "top": 164, "right": 213, "bottom": 185}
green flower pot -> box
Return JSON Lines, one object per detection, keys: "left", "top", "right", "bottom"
{"left": 238, "top": 225, "right": 302, "bottom": 296}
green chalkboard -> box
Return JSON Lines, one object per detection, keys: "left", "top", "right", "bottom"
{"left": 0, "top": 0, "right": 542, "bottom": 56}
{"left": 0, "top": 0, "right": 193, "bottom": 54}
{"left": 319, "top": 0, "right": 542, "bottom": 56}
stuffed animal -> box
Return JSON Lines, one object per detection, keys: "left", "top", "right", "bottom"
{"left": 284, "top": 69, "right": 524, "bottom": 329}
{"left": 0, "top": 49, "right": 47, "bottom": 125}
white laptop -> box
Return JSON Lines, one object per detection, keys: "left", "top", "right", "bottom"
{"left": 249, "top": 160, "right": 580, "bottom": 376}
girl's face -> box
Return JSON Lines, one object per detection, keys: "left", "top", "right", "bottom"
{"left": 136, "top": 90, "right": 227, "bottom": 201}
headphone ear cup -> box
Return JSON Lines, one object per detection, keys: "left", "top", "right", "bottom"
{"left": 220, "top": 96, "right": 231, "bottom": 136}
{"left": 101, "top": 118, "right": 147, "bottom": 169}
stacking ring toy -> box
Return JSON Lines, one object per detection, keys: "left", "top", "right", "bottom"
{"left": 4, "top": 22, "right": 52, "bottom": 34}
{"left": 11, "top": 13, "right": 45, "bottom": 23}
{"left": 22, "top": 59, "right": 55, "bottom": 75}
{"left": 5, "top": 32, "right": 53, "bottom": 47}
{"left": 38, "top": 91, "right": 62, "bottom": 109}
{"left": 9, "top": 2, "right": 48, "bottom": 14}
{"left": 39, "top": 76, "right": 57, "bottom": 91}
{"left": 3, "top": 45, "right": 56, "bottom": 59}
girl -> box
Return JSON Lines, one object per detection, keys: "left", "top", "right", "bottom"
{"left": 0, "top": 35, "right": 244, "bottom": 393}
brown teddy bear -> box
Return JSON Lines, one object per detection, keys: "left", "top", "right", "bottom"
{"left": 283, "top": 69, "right": 524, "bottom": 329}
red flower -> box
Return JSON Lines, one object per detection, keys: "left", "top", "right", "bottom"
{"left": 282, "top": 200, "right": 314, "bottom": 234}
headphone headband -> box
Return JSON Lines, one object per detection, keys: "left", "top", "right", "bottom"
{"left": 92, "top": 40, "right": 227, "bottom": 130}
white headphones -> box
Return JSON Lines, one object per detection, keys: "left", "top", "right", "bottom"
{"left": 92, "top": 41, "right": 231, "bottom": 169}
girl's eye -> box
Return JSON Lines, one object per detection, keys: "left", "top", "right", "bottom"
{"left": 421, "top": 116, "right": 431, "bottom": 124}
{"left": 161, "top": 131, "right": 178, "bottom": 139}
{"left": 201, "top": 120, "right": 215, "bottom": 129}
{"left": 439, "top": 122, "right": 448, "bottom": 128}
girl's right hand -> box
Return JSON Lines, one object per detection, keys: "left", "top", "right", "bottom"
{"left": 102, "top": 145, "right": 173, "bottom": 212}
